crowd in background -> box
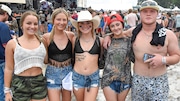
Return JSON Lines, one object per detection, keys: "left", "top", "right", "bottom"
{"left": 5, "top": 3, "right": 180, "bottom": 41}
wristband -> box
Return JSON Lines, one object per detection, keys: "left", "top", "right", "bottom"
{"left": 4, "top": 87, "right": 10, "bottom": 93}
{"left": 162, "top": 56, "right": 166, "bottom": 65}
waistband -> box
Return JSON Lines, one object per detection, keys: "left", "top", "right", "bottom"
{"left": 133, "top": 72, "right": 167, "bottom": 79}
{"left": 13, "top": 73, "right": 43, "bottom": 79}
{"left": 48, "top": 58, "right": 71, "bottom": 68}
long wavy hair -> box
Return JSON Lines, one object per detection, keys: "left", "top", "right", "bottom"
{"left": 49, "top": 8, "right": 68, "bottom": 42}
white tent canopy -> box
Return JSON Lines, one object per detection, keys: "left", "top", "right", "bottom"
{"left": 158, "top": 5, "right": 171, "bottom": 11}
{"left": 172, "top": 6, "right": 180, "bottom": 11}
{"left": 0, "top": 0, "right": 26, "bottom": 4}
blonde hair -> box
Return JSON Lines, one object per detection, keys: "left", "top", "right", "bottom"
{"left": 20, "top": 10, "right": 41, "bottom": 41}
{"left": 49, "top": 8, "right": 68, "bottom": 42}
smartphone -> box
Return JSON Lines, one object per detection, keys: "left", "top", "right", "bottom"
{"left": 143, "top": 53, "right": 155, "bottom": 61}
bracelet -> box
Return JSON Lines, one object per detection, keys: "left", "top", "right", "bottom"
{"left": 162, "top": 56, "right": 166, "bottom": 65}
{"left": 4, "top": 87, "right": 11, "bottom": 94}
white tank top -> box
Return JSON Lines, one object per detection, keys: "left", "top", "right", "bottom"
{"left": 13, "top": 39, "right": 46, "bottom": 74}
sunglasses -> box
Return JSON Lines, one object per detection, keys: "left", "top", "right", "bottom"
{"left": 141, "top": 0, "right": 158, "bottom": 7}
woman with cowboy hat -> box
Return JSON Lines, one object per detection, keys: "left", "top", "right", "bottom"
{"left": 70, "top": 10, "right": 103, "bottom": 101}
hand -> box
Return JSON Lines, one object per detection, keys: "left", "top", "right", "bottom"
{"left": 5, "top": 92, "right": 13, "bottom": 101}
{"left": 103, "top": 35, "right": 111, "bottom": 49}
{"left": 144, "top": 54, "right": 164, "bottom": 68}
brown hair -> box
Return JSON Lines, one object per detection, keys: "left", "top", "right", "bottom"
{"left": 20, "top": 10, "right": 41, "bottom": 41}
{"left": 49, "top": 8, "right": 68, "bottom": 42}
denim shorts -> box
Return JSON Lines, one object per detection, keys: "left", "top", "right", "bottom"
{"left": 72, "top": 69, "right": 100, "bottom": 91}
{"left": 11, "top": 74, "right": 47, "bottom": 101}
{"left": 109, "top": 80, "right": 131, "bottom": 93}
{"left": 0, "top": 62, "right": 5, "bottom": 101}
{"left": 45, "top": 64, "right": 72, "bottom": 89}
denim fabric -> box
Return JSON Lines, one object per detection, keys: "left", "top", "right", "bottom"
{"left": 109, "top": 80, "right": 131, "bottom": 93}
{"left": 0, "top": 62, "right": 5, "bottom": 101}
{"left": 45, "top": 64, "right": 72, "bottom": 89}
{"left": 72, "top": 69, "right": 100, "bottom": 90}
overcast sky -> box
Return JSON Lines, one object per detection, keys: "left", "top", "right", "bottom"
{"left": 86, "top": 0, "right": 138, "bottom": 10}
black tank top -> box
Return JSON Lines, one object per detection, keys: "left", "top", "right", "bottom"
{"left": 74, "top": 36, "right": 101, "bottom": 55}
{"left": 48, "top": 37, "right": 72, "bottom": 62}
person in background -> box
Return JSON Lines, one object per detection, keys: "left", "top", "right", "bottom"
{"left": 43, "top": 8, "right": 74, "bottom": 101}
{"left": 103, "top": 0, "right": 180, "bottom": 100}
{"left": 13, "top": 11, "right": 22, "bottom": 37}
{"left": 70, "top": 10, "right": 103, "bottom": 101}
{"left": 174, "top": 12, "right": 180, "bottom": 39}
{"left": 39, "top": 10, "right": 46, "bottom": 34}
{"left": 96, "top": 11, "right": 105, "bottom": 37}
{"left": 4, "top": 10, "right": 48, "bottom": 101}
{"left": 0, "top": 4, "right": 12, "bottom": 101}
{"left": 126, "top": 9, "right": 138, "bottom": 28}
{"left": 101, "top": 14, "right": 132, "bottom": 101}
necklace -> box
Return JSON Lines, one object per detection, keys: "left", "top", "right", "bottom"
{"left": 81, "top": 38, "right": 93, "bottom": 43}
{"left": 143, "top": 30, "right": 152, "bottom": 39}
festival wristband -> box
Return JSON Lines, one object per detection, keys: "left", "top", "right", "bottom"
{"left": 162, "top": 56, "right": 166, "bottom": 65}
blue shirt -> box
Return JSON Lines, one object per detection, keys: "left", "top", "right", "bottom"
{"left": 0, "top": 22, "right": 11, "bottom": 63}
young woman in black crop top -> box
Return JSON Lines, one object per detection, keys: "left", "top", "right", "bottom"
{"left": 70, "top": 10, "right": 103, "bottom": 101}
{"left": 43, "top": 8, "right": 75, "bottom": 101}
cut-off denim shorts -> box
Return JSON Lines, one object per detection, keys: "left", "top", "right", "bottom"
{"left": 72, "top": 69, "right": 100, "bottom": 91}
{"left": 45, "top": 64, "right": 72, "bottom": 89}
{"left": 109, "top": 80, "right": 131, "bottom": 93}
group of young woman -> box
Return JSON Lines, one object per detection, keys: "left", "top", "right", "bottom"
{"left": 4, "top": 8, "right": 131, "bottom": 101}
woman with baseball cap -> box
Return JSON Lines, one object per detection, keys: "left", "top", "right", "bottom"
{"left": 103, "top": 0, "right": 180, "bottom": 101}
{"left": 101, "top": 14, "right": 132, "bottom": 101}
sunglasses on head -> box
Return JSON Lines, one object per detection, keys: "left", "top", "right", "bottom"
{"left": 141, "top": 1, "right": 158, "bottom": 7}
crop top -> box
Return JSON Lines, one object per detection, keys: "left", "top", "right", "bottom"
{"left": 74, "top": 36, "right": 101, "bottom": 55}
{"left": 48, "top": 37, "right": 72, "bottom": 62}
{"left": 13, "top": 39, "right": 46, "bottom": 75}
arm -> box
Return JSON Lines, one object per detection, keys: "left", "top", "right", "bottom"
{"left": 42, "top": 33, "right": 51, "bottom": 64}
{"left": 166, "top": 30, "right": 180, "bottom": 65}
{"left": 4, "top": 40, "right": 15, "bottom": 101}
{"left": 145, "top": 30, "right": 180, "bottom": 67}
{"left": 103, "top": 35, "right": 111, "bottom": 49}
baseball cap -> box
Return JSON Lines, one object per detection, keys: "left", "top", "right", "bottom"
{"left": 0, "top": 4, "right": 12, "bottom": 15}
{"left": 107, "top": 14, "right": 124, "bottom": 27}
{"left": 140, "top": 0, "right": 159, "bottom": 11}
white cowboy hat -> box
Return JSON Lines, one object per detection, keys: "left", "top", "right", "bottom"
{"left": 70, "top": 10, "right": 100, "bottom": 30}
{"left": 0, "top": 4, "right": 12, "bottom": 15}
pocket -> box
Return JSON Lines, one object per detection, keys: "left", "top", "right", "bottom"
{"left": 62, "top": 72, "right": 73, "bottom": 91}
{"left": 45, "top": 65, "right": 55, "bottom": 74}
